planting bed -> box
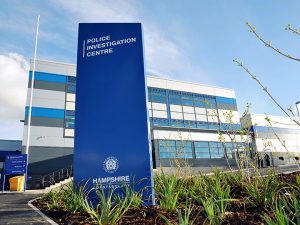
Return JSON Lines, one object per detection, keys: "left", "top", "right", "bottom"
{"left": 33, "top": 170, "right": 300, "bottom": 225}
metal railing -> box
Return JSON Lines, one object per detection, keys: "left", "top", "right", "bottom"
{"left": 27, "top": 165, "right": 73, "bottom": 189}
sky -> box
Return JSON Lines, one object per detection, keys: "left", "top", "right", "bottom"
{"left": 0, "top": 0, "right": 300, "bottom": 140}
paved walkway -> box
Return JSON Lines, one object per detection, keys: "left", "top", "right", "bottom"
{"left": 0, "top": 193, "right": 50, "bottom": 225}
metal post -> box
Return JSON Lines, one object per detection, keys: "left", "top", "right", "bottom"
{"left": 25, "top": 15, "right": 40, "bottom": 156}
{"left": 296, "top": 101, "right": 300, "bottom": 117}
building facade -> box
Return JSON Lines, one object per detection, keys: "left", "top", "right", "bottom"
{"left": 22, "top": 59, "right": 243, "bottom": 176}
{"left": 241, "top": 114, "right": 300, "bottom": 167}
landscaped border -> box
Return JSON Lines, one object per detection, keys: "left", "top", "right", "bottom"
{"left": 28, "top": 198, "right": 58, "bottom": 225}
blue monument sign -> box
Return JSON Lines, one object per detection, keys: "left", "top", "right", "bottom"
{"left": 74, "top": 23, "right": 154, "bottom": 204}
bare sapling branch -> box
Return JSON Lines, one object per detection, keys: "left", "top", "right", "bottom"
{"left": 232, "top": 59, "right": 300, "bottom": 127}
{"left": 246, "top": 22, "right": 300, "bottom": 61}
{"left": 285, "top": 24, "right": 300, "bottom": 36}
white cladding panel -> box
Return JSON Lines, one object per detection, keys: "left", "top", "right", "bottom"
{"left": 171, "top": 112, "right": 183, "bottom": 120}
{"left": 26, "top": 88, "right": 65, "bottom": 109}
{"left": 170, "top": 104, "right": 182, "bottom": 112}
{"left": 148, "top": 110, "right": 153, "bottom": 117}
{"left": 184, "top": 113, "right": 196, "bottom": 121}
{"left": 32, "top": 60, "right": 76, "bottom": 76}
{"left": 153, "top": 130, "right": 243, "bottom": 142}
{"left": 64, "top": 129, "right": 74, "bottom": 137}
{"left": 183, "top": 106, "right": 195, "bottom": 113}
{"left": 152, "top": 103, "right": 167, "bottom": 111}
{"left": 152, "top": 110, "right": 168, "bottom": 118}
{"left": 66, "top": 102, "right": 75, "bottom": 110}
{"left": 255, "top": 138, "right": 300, "bottom": 153}
{"left": 218, "top": 109, "right": 240, "bottom": 124}
{"left": 250, "top": 114, "right": 299, "bottom": 129}
{"left": 196, "top": 114, "right": 207, "bottom": 122}
{"left": 146, "top": 76, "right": 235, "bottom": 98}
{"left": 207, "top": 115, "right": 219, "bottom": 123}
{"left": 22, "top": 126, "right": 74, "bottom": 148}
{"left": 66, "top": 93, "right": 76, "bottom": 102}
{"left": 195, "top": 107, "right": 206, "bottom": 114}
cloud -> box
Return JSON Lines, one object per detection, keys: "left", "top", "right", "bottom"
{"left": 51, "top": 0, "right": 209, "bottom": 82}
{"left": 0, "top": 53, "right": 29, "bottom": 139}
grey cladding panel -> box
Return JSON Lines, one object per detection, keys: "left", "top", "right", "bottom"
{"left": 28, "top": 154, "right": 73, "bottom": 175}
{"left": 28, "top": 79, "right": 66, "bottom": 92}
{"left": 23, "top": 146, "right": 74, "bottom": 164}
{"left": 217, "top": 103, "right": 238, "bottom": 111}
{"left": 25, "top": 117, "right": 64, "bottom": 128}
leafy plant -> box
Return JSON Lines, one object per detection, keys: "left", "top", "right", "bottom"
{"left": 155, "top": 172, "right": 184, "bottom": 211}
{"left": 82, "top": 184, "right": 132, "bottom": 225}
{"left": 264, "top": 196, "right": 300, "bottom": 225}
{"left": 245, "top": 172, "right": 280, "bottom": 208}
{"left": 202, "top": 197, "right": 222, "bottom": 225}
{"left": 160, "top": 204, "right": 196, "bottom": 225}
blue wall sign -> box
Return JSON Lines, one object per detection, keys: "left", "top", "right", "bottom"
{"left": 74, "top": 23, "right": 154, "bottom": 205}
{"left": 1, "top": 154, "right": 27, "bottom": 192}
{"left": 4, "top": 154, "right": 27, "bottom": 175}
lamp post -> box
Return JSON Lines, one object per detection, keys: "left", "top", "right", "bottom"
{"left": 296, "top": 101, "right": 300, "bottom": 117}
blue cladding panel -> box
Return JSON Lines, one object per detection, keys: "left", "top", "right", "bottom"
{"left": 74, "top": 23, "right": 154, "bottom": 205}
{"left": 253, "top": 126, "right": 300, "bottom": 134}
{"left": 29, "top": 71, "right": 67, "bottom": 83}
{"left": 25, "top": 107, "right": 65, "bottom": 119}
{"left": 216, "top": 96, "right": 237, "bottom": 105}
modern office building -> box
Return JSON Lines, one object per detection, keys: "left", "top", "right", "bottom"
{"left": 22, "top": 59, "right": 244, "bottom": 177}
{"left": 241, "top": 114, "right": 300, "bottom": 166}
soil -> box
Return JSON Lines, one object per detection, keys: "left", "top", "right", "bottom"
{"left": 33, "top": 171, "right": 299, "bottom": 225}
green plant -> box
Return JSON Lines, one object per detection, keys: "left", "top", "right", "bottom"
{"left": 41, "top": 189, "right": 61, "bottom": 211}
{"left": 61, "top": 181, "right": 91, "bottom": 213}
{"left": 296, "top": 173, "right": 300, "bottom": 188}
{"left": 115, "top": 182, "right": 143, "bottom": 209}
{"left": 160, "top": 204, "right": 196, "bottom": 225}
{"left": 155, "top": 172, "right": 184, "bottom": 211}
{"left": 202, "top": 197, "right": 222, "bottom": 225}
{"left": 264, "top": 196, "right": 300, "bottom": 225}
{"left": 82, "top": 184, "right": 132, "bottom": 225}
{"left": 245, "top": 172, "right": 280, "bottom": 208}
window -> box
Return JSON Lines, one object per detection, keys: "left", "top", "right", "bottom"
{"left": 224, "top": 142, "right": 233, "bottom": 158}
{"left": 159, "top": 140, "right": 176, "bottom": 158}
{"left": 169, "top": 94, "right": 181, "bottom": 105}
{"left": 208, "top": 122, "right": 219, "bottom": 130}
{"left": 206, "top": 97, "right": 217, "bottom": 109}
{"left": 153, "top": 118, "right": 169, "bottom": 127}
{"left": 176, "top": 140, "right": 193, "bottom": 158}
{"left": 64, "top": 77, "right": 76, "bottom": 137}
{"left": 209, "top": 142, "right": 224, "bottom": 158}
{"left": 196, "top": 121, "right": 209, "bottom": 129}
{"left": 151, "top": 93, "right": 166, "bottom": 103}
{"left": 194, "top": 141, "right": 210, "bottom": 158}
{"left": 184, "top": 120, "right": 197, "bottom": 128}
{"left": 66, "top": 76, "right": 76, "bottom": 94}
{"left": 171, "top": 119, "right": 184, "bottom": 127}
{"left": 194, "top": 95, "right": 207, "bottom": 107}
{"left": 67, "top": 84, "right": 76, "bottom": 93}
{"left": 67, "top": 76, "right": 76, "bottom": 84}
{"left": 158, "top": 140, "right": 239, "bottom": 160}
{"left": 65, "top": 110, "right": 75, "bottom": 129}
{"left": 181, "top": 94, "right": 194, "bottom": 106}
